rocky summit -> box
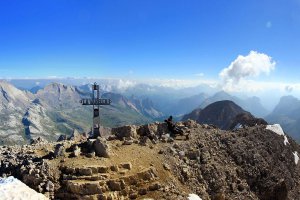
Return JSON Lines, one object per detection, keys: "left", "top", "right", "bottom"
{"left": 0, "top": 120, "right": 300, "bottom": 200}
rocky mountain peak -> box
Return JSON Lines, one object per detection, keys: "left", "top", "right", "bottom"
{"left": 41, "top": 82, "right": 76, "bottom": 94}
{"left": 273, "top": 95, "right": 300, "bottom": 114}
{"left": 183, "top": 100, "right": 250, "bottom": 130}
{"left": 0, "top": 81, "right": 31, "bottom": 102}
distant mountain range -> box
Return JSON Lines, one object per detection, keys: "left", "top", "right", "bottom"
{"left": 0, "top": 81, "right": 162, "bottom": 144}
{"left": 10, "top": 79, "right": 270, "bottom": 117}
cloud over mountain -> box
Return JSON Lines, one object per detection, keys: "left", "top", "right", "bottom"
{"left": 219, "top": 51, "right": 276, "bottom": 91}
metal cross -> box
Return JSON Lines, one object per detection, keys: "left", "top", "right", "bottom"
{"left": 80, "top": 82, "right": 111, "bottom": 137}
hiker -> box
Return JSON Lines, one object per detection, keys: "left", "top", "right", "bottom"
{"left": 164, "top": 116, "right": 184, "bottom": 137}
{"left": 165, "top": 116, "right": 175, "bottom": 136}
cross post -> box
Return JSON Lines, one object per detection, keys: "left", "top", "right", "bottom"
{"left": 80, "top": 82, "right": 111, "bottom": 137}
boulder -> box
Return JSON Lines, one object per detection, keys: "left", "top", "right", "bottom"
{"left": 123, "top": 138, "right": 134, "bottom": 145}
{"left": 71, "top": 145, "right": 81, "bottom": 157}
{"left": 148, "top": 182, "right": 161, "bottom": 191}
{"left": 139, "top": 136, "right": 151, "bottom": 146}
{"left": 112, "top": 125, "right": 138, "bottom": 139}
{"left": 107, "top": 180, "right": 123, "bottom": 191}
{"left": 138, "top": 188, "right": 147, "bottom": 195}
{"left": 54, "top": 144, "right": 65, "bottom": 158}
{"left": 119, "top": 162, "right": 132, "bottom": 170}
{"left": 137, "top": 123, "right": 158, "bottom": 136}
{"left": 66, "top": 181, "right": 102, "bottom": 195}
{"left": 137, "top": 167, "right": 158, "bottom": 181}
{"left": 77, "top": 168, "right": 93, "bottom": 176}
{"left": 163, "top": 163, "right": 171, "bottom": 171}
{"left": 93, "top": 137, "right": 110, "bottom": 158}
{"left": 183, "top": 119, "right": 198, "bottom": 128}
{"left": 30, "top": 137, "right": 47, "bottom": 145}
{"left": 46, "top": 180, "right": 55, "bottom": 192}
{"left": 98, "top": 166, "right": 109, "bottom": 173}
{"left": 69, "top": 129, "right": 81, "bottom": 141}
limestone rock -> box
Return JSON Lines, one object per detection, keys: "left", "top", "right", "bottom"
{"left": 69, "top": 129, "right": 81, "bottom": 141}
{"left": 119, "top": 162, "right": 132, "bottom": 170}
{"left": 123, "top": 138, "right": 134, "bottom": 145}
{"left": 183, "top": 119, "right": 198, "bottom": 128}
{"left": 137, "top": 123, "right": 158, "bottom": 136}
{"left": 54, "top": 144, "right": 65, "bottom": 158}
{"left": 78, "top": 168, "right": 93, "bottom": 176}
{"left": 71, "top": 145, "right": 81, "bottom": 157}
{"left": 107, "top": 180, "right": 123, "bottom": 191}
{"left": 66, "top": 181, "right": 102, "bottom": 195}
{"left": 30, "top": 137, "right": 47, "bottom": 145}
{"left": 93, "top": 137, "right": 110, "bottom": 158}
{"left": 163, "top": 163, "right": 171, "bottom": 171}
{"left": 112, "top": 125, "right": 138, "bottom": 139}
{"left": 46, "top": 180, "right": 55, "bottom": 192}
{"left": 148, "top": 182, "right": 161, "bottom": 191}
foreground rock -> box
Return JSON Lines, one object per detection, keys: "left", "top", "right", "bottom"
{"left": 0, "top": 121, "right": 300, "bottom": 199}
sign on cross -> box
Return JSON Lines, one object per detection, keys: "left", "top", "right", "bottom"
{"left": 80, "top": 82, "right": 111, "bottom": 137}
{"left": 80, "top": 98, "right": 111, "bottom": 105}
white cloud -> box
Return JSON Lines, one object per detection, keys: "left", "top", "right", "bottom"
{"left": 194, "top": 73, "right": 204, "bottom": 77}
{"left": 219, "top": 51, "right": 276, "bottom": 92}
{"left": 46, "top": 76, "right": 61, "bottom": 79}
{"left": 148, "top": 78, "right": 217, "bottom": 88}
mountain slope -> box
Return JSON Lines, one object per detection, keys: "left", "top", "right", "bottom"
{"left": 266, "top": 95, "right": 300, "bottom": 142}
{"left": 182, "top": 100, "right": 250, "bottom": 129}
{"left": 0, "top": 81, "right": 34, "bottom": 145}
{"left": 129, "top": 95, "right": 163, "bottom": 118}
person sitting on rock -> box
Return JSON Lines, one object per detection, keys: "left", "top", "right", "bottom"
{"left": 165, "top": 116, "right": 175, "bottom": 136}
{"left": 164, "top": 116, "right": 184, "bottom": 137}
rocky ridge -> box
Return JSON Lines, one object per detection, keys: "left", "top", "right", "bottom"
{"left": 0, "top": 120, "right": 300, "bottom": 200}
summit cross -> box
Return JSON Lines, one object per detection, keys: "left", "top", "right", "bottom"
{"left": 80, "top": 82, "right": 111, "bottom": 137}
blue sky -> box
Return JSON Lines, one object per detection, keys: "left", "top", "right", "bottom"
{"left": 0, "top": 0, "right": 300, "bottom": 82}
